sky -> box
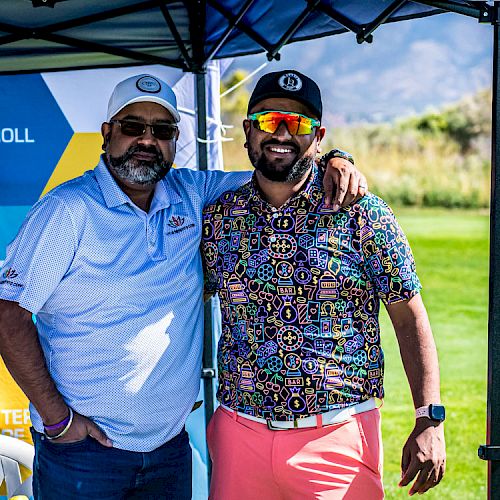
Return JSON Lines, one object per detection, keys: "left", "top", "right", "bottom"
{"left": 225, "top": 12, "right": 493, "bottom": 125}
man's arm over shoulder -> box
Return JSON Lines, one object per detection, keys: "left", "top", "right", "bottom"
{"left": 202, "top": 155, "right": 369, "bottom": 209}
{"left": 203, "top": 170, "right": 252, "bottom": 206}
{"left": 386, "top": 295, "right": 446, "bottom": 496}
{"left": 167, "top": 168, "right": 251, "bottom": 208}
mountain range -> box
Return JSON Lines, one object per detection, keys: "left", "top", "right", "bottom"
{"left": 225, "top": 11, "right": 493, "bottom": 125}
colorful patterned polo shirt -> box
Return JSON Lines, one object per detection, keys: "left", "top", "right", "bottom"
{"left": 202, "top": 166, "right": 422, "bottom": 421}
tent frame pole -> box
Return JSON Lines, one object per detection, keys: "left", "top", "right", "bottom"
{"left": 190, "top": 0, "right": 214, "bottom": 486}
{"left": 489, "top": 6, "right": 500, "bottom": 498}
{"left": 196, "top": 69, "right": 215, "bottom": 486}
{"left": 479, "top": 4, "right": 500, "bottom": 499}
{"left": 207, "top": 0, "right": 274, "bottom": 55}
{"left": 205, "top": 0, "right": 255, "bottom": 63}
{"left": 267, "top": 0, "right": 321, "bottom": 60}
{"left": 157, "top": 1, "right": 193, "bottom": 70}
{"left": 356, "top": 0, "right": 406, "bottom": 43}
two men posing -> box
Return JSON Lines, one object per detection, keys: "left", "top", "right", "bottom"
{"left": 0, "top": 70, "right": 444, "bottom": 499}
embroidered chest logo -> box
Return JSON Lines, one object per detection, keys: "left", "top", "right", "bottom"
{"left": 168, "top": 216, "right": 185, "bottom": 228}
{"left": 165, "top": 215, "right": 195, "bottom": 235}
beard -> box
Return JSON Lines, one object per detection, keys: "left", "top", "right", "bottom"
{"left": 248, "top": 139, "right": 315, "bottom": 182}
{"left": 106, "top": 145, "right": 173, "bottom": 185}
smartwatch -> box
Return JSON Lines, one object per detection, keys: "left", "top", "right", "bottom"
{"left": 415, "top": 404, "right": 446, "bottom": 423}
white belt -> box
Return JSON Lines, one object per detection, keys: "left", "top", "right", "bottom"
{"left": 221, "top": 398, "right": 381, "bottom": 431}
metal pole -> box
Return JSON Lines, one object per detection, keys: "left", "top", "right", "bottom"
{"left": 195, "top": 69, "right": 214, "bottom": 484}
{"left": 486, "top": 6, "right": 500, "bottom": 499}
{"left": 196, "top": 72, "right": 208, "bottom": 172}
{"left": 188, "top": 0, "right": 213, "bottom": 488}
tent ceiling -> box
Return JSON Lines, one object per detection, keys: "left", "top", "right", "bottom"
{"left": 0, "top": 0, "right": 490, "bottom": 75}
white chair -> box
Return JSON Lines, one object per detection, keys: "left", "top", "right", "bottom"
{"left": 0, "top": 435, "right": 34, "bottom": 498}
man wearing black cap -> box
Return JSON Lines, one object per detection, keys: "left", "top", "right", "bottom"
{"left": 202, "top": 70, "right": 445, "bottom": 499}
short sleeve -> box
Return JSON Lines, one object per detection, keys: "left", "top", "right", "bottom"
{"left": 359, "top": 195, "right": 422, "bottom": 304}
{"left": 203, "top": 170, "right": 252, "bottom": 206}
{"left": 201, "top": 203, "right": 221, "bottom": 296}
{"left": 0, "top": 194, "right": 78, "bottom": 314}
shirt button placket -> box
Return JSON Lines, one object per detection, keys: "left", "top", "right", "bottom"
{"left": 147, "top": 220, "right": 156, "bottom": 252}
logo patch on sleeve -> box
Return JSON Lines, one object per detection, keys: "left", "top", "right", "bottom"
{"left": 2, "top": 267, "right": 19, "bottom": 279}
{"left": 0, "top": 267, "right": 23, "bottom": 288}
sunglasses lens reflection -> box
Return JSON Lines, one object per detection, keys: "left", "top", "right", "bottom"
{"left": 119, "top": 121, "right": 145, "bottom": 136}
{"left": 252, "top": 112, "right": 316, "bottom": 135}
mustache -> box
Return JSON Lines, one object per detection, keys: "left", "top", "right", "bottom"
{"left": 261, "top": 139, "right": 299, "bottom": 153}
{"left": 125, "top": 144, "right": 163, "bottom": 162}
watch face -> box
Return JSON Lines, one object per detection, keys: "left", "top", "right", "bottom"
{"left": 429, "top": 404, "right": 446, "bottom": 422}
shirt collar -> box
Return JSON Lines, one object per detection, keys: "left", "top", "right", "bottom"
{"left": 94, "top": 155, "right": 182, "bottom": 211}
{"left": 94, "top": 156, "right": 130, "bottom": 208}
{"left": 247, "top": 163, "right": 323, "bottom": 211}
{"left": 151, "top": 174, "right": 182, "bottom": 213}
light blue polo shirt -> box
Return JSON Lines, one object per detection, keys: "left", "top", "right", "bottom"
{"left": 0, "top": 158, "right": 251, "bottom": 451}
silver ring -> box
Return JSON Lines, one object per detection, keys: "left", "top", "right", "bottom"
{"left": 359, "top": 184, "right": 367, "bottom": 189}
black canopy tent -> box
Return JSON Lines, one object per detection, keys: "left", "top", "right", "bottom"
{"left": 0, "top": 0, "right": 498, "bottom": 495}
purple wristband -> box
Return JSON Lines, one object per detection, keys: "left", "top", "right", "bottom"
{"left": 43, "top": 412, "right": 71, "bottom": 431}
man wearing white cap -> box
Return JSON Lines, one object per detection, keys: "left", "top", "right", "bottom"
{"left": 0, "top": 73, "right": 366, "bottom": 498}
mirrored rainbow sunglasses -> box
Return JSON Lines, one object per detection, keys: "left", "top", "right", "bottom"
{"left": 247, "top": 110, "right": 321, "bottom": 135}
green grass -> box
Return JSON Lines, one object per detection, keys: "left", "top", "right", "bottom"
{"left": 380, "top": 207, "right": 489, "bottom": 499}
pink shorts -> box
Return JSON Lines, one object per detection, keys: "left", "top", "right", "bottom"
{"left": 207, "top": 406, "right": 384, "bottom": 500}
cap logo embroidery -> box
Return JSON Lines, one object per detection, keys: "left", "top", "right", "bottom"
{"left": 136, "top": 76, "right": 161, "bottom": 94}
{"left": 278, "top": 73, "right": 302, "bottom": 92}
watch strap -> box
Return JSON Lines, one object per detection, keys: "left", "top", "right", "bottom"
{"left": 319, "top": 148, "right": 355, "bottom": 167}
{"left": 415, "top": 404, "right": 445, "bottom": 422}
{"left": 415, "top": 406, "right": 430, "bottom": 419}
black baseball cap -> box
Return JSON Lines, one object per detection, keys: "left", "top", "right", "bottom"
{"left": 247, "top": 70, "right": 322, "bottom": 120}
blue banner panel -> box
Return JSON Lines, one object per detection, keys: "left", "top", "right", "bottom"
{"left": 0, "top": 206, "right": 31, "bottom": 261}
{"left": 0, "top": 74, "right": 73, "bottom": 205}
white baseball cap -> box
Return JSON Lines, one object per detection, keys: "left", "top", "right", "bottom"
{"left": 106, "top": 74, "right": 181, "bottom": 122}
